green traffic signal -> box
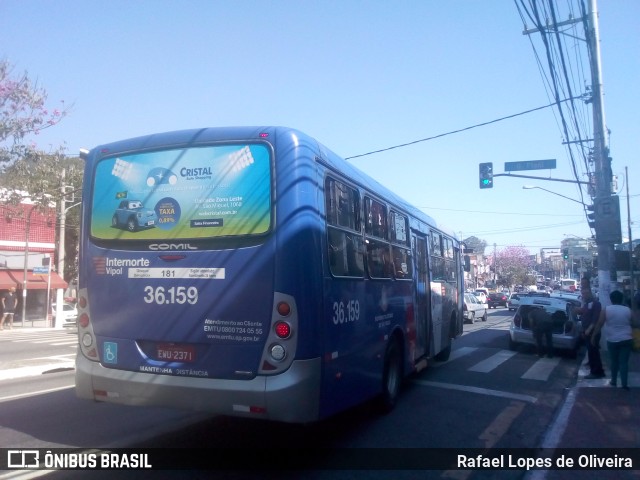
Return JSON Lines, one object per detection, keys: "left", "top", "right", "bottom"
{"left": 479, "top": 162, "right": 493, "bottom": 189}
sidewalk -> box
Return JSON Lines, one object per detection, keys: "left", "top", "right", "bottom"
{"left": 538, "top": 344, "right": 640, "bottom": 479}
{"left": 3, "top": 312, "right": 77, "bottom": 330}
{"left": 4, "top": 316, "right": 60, "bottom": 329}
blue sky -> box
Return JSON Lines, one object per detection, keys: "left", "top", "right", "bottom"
{"left": 1, "top": 1, "right": 638, "bottom": 256}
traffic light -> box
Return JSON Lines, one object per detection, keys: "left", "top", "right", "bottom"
{"left": 479, "top": 162, "right": 493, "bottom": 189}
{"left": 562, "top": 248, "right": 569, "bottom": 260}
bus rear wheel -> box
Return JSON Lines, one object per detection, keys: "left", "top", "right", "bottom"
{"left": 378, "top": 338, "right": 403, "bottom": 413}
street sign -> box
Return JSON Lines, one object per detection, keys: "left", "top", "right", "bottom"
{"left": 33, "top": 266, "right": 49, "bottom": 274}
{"left": 504, "top": 159, "right": 556, "bottom": 172}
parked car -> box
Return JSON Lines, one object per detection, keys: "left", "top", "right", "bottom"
{"left": 508, "top": 296, "right": 583, "bottom": 357}
{"left": 464, "top": 293, "right": 487, "bottom": 323}
{"left": 52, "top": 302, "right": 78, "bottom": 326}
{"left": 488, "top": 292, "right": 508, "bottom": 308}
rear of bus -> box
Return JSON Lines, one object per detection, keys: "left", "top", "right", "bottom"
{"left": 75, "top": 127, "right": 325, "bottom": 423}
{"left": 560, "top": 278, "right": 578, "bottom": 292}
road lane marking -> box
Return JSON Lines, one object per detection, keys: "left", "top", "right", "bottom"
{"left": 412, "top": 379, "right": 537, "bottom": 404}
{"left": 432, "top": 346, "right": 478, "bottom": 366}
{"left": 479, "top": 400, "right": 527, "bottom": 447}
{"left": 442, "top": 401, "right": 527, "bottom": 479}
{"left": 468, "top": 350, "right": 517, "bottom": 372}
{"left": 0, "top": 384, "right": 74, "bottom": 403}
{"left": 521, "top": 355, "right": 561, "bottom": 380}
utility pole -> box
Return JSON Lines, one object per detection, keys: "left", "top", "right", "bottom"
{"left": 625, "top": 166, "right": 634, "bottom": 292}
{"left": 587, "top": 0, "right": 621, "bottom": 304}
{"left": 54, "top": 168, "right": 67, "bottom": 328}
{"left": 522, "top": 1, "right": 621, "bottom": 301}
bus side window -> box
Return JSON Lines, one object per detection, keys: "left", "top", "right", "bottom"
{"left": 325, "top": 177, "right": 364, "bottom": 278}
{"left": 328, "top": 229, "right": 364, "bottom": 277}
{"left": 389, "top": 211, "right": 411, "bottom": 280}
{"left": 366, "top": 239, "right": 392, "bottom": 279}
{"left": 430, "top": 231, "right": 445, "bottom": 281}
{"left": 365, "top": 197, "right": 387, "bottom": 239}
{"left": 392, "top": 245, "right": 412, "bottom": 279}
{"left": 444, "top": 237, "right": 456, "bottom": 282}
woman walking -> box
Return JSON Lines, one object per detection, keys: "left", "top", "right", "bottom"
{"left": 592, "top": 290, "right": 634, "bottom": 390}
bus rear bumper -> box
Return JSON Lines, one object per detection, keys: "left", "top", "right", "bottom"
{"left": 75, "top": 355, "right": 322, "bottom": 424}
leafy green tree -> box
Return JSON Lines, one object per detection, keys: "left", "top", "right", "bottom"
{"left": 462, "top": 236, "right": 487, "bottom": 256}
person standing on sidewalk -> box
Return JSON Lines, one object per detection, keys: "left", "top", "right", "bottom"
{"left": 1, "top": 287, "right": 18, "bottom": 330}
{"left": 577, "top": 287, "right": 605, "bottom": 378}
{"left": 592, "top": 290, "right": 634, "bottom": 390}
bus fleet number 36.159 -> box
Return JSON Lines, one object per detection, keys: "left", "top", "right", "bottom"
{"left": 143, "top": 286, "right": 199, "bottom": 305}
{"left": 332, "top": 300, "right": 360, "bottom": 325}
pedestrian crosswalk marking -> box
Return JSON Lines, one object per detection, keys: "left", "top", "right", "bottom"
{"left": 412, "top": 379, "right": 538, "bottom": 404}
{"left": 431, "top": 347, "right": 568, "bottom": 382}
{"left": 434, "top": 346, "right": 478, "bottom": 365}
{"left": 521, "top": 356, "right": 561, "bottom": 380}
{"left": 468, "top": 350, "right": 517, "bottom": 373}
{"left": 0, "top": 329, "right": 77, "bottom": 347}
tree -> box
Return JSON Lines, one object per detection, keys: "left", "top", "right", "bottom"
{"left": 1, "top": 59, "right": 76, "bottom": 279}
{"left": 462, "top": 236, "right": 487, "bottom": 256}
{"left": 1, "top": 59, "right": 69, "bottom": 166}
{"left": 496, "top": 245, "right": 532, "bottom": 288}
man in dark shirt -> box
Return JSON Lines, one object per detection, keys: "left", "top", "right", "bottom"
{"left": 528, "top": 307, "right": 554, "bottom": 358}
{"left": 576, "top": 287, "right": 604, "bottom": 378}
{"left": 1, "top": 287, "right": 18, "bottom": 330}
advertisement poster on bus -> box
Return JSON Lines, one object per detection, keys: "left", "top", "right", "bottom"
{"left": 90, "top": 144, "right": 271, "bottom": 240}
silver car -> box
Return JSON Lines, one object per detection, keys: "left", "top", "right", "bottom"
{"left": 508, "top": 296, "right": 582, "bottom": 357}
{"left": 464, "top": 293, "right": 487, "bottom": 323}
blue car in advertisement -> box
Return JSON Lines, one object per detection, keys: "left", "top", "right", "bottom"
{"left": 112, "top": 200, "right": 157, "bottom": 232}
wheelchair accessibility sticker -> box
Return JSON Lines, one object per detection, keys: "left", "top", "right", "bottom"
{"left": 103, "top": 342, "right": 118, "bottom": 364}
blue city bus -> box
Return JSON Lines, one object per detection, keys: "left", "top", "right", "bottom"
{"left": 75, "top": 126, "right": 464, "bottom": 423}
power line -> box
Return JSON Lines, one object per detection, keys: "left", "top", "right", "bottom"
{"left": 418, "top": 205, "right": 582, "bottom": 217}
{"left": 344, "top": 99, "right": 577, "bottom": 160}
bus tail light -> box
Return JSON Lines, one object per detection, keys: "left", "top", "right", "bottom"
{"left": 274, "top": 321, "right": 291, "bottom": 339}
{"left": 77, "top": 288, "right": 99, "bottom": 361}
{"left": 78, "top": 313, "right": 90, "bottom": 328}
{"left": 258, "top": 292, "right": 298, "bottom": 374}
{"left": 277, "top": 301, "right": 291, "bottom": 317}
